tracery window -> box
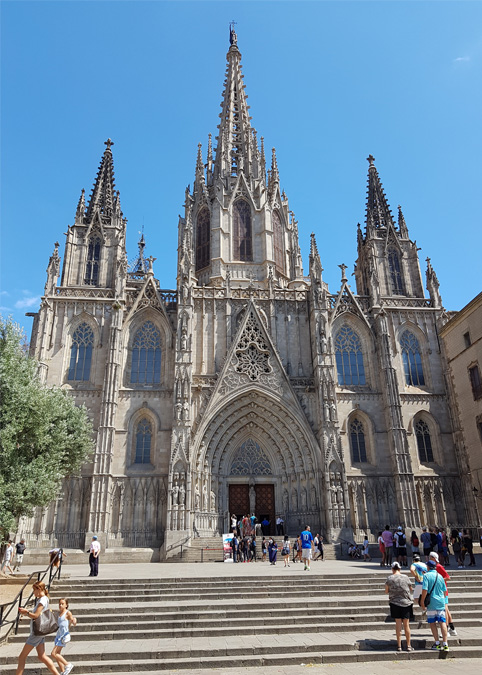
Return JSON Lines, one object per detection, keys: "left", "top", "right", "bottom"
{"left": 233, "top": 200, "right": 252, "bottom": 262}
{"left": 415, "top": 419, "right": 434, "bottom": 463}
{"left": 272, "top": 210, "right": 285, "bottom": 273}
{"left": 388, "top": 248, "right": 405, "bottom": 295}
{"left": 350, "top": 418, "right": 367, "bottom": 463}
{"left": 130, "top": 321, "right": 161, "bottom": 385}
{"left": 400, "top": 330, "right": 425, "bottom": 386}
{"left": 230, "top": 439, "right": 273, "bottom": 475}
{"left": 334, "top": 325, "right": 366, "bottom": 386}
{"left": 134, "top": 418, "right": 152, "bottom": 464}
{"left": 85, "top": 235, "right": 102, "bottom": 286}
{"left": 68, "top": 322, "right": 94, "bottom": 381}
{"left": 195, "top": 207, "right": 210, "bottom": 271}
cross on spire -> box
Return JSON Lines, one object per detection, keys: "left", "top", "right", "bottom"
{"left": 367, "top": 154, "right": 375, "bottom": 166}
{"left": 338, "top": 263, "right": 348, "bottom": 282}
{"left": 105, "top": 138, "right": 114, "bottom": 150}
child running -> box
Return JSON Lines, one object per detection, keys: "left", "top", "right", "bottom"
{"left": 51, "top": 598, "right": 77, "bottom": 675}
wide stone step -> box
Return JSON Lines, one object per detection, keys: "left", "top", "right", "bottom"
{"left": 9, "top": 617, "right": 482, "bottom": 642}
{"left": 2, "top": 643, "right": 482, "bottom": 672}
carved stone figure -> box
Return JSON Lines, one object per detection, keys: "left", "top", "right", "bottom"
{"left": 180, "top": 327, "right": 187, "bottom": 351}
{"left": 310, "top": 485, "right": 317, "bottom": 509}
{"left": 194, "top": 485, "right": 200, "bottom": 510}
{"left": 301, "top": 487, "right": 307, "bottom": 510}
{"left": 202, "top": 483, "right": 208, "bottom": 510}
{"left": 249, "top": 484, "right": 256, "bottom": 513}
{"left": 171, "top": 480, "right": 179, "bottom": 507}
{"left": 210, "top": 490, "right": 216, "bottom": 511}
{"left": 178, "top": 481, "right": 186, "bottom": 506}
{"left": 282, "top": 488, "right": 289, "bottom": 513}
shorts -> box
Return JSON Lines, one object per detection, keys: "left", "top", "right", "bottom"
{"left": 413, "top": 585, "right": 423, "bottom": 600}
{"left": 397, "top": 547, "right": 407, "bottom": 556}
{"left": 427, "top": 608, "right": 446, "bottom": 624}
{"left": 389, "top": 603, "right": 413, "bottom": 620}
{"left": 26, "top": 634, "right": 46, "bottom": 647}
{"left": 301, "top": 548, "right": 312, "bottom": 560}
{"left": 54, "top": 633, "right": 71, "bottom": 647}
{"left": 423, "top": 548, "right": 431, "bottom": 557}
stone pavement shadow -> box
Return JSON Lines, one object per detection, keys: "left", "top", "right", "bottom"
{"left": 358, "top": 638, "right": 432, "bottom": 653}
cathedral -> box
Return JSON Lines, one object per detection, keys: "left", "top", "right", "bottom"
{"left": 24, "top": 29, "right": 471, "bottom": 558}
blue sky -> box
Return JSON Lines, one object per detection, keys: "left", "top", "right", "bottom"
{"left": 1, "top": 1, "right": 481, "bottom": 335}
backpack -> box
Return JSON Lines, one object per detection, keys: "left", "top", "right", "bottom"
{"left": 412, "top": 536, "right": 419, "bottom": 547}
{"left": 430, "top": 532, "right": 437, "bottom": 547}
{"left": 452, "top": 536, "right": 461, "bottom": 552}
{"left": 398, "top": 533, "right": 406, "bottom": 546}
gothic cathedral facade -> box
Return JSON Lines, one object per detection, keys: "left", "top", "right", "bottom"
{"left": 24, "top": 30, "right": 471, "bottom": 556}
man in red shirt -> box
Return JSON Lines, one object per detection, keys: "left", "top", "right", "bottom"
{"left": 429, "top": 552, "right": 457, "bottom": 636}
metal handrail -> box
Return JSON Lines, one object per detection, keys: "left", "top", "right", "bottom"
{"left": 0, "top": 549, "right": 63, "bottom": 644}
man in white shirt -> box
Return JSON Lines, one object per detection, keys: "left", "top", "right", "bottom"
{"left": 276, "top": 516, "right": 284, "bottom": 536}
{"left": 89, "top": 535, "right": 101, "bottom": 577}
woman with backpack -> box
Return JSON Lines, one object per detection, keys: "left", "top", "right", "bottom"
{"left": 410, "top": 531, "right": 420, "bottom": 558}
{"left": 450, "top": 529, "right": 463, "bottom": 568}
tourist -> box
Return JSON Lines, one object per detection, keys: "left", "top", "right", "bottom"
{"left": 377, "top": 531, "right": 386, "bottom": 567}
{"left": 410, "top": 530, "right": 420, "bottom": 558}
{"left": 250, "top": 513, "right": 256, "bottom": 533}
{"left": 462, "top": 529, "right": 476, "bottom": 567}
{"left": 50, "top": 598, "right": 77, "bottom": 675}
{"left": 362, "top": 534, "right": 371, "bottom": 562}
{"left": 231, "top": 513, "right": 237, "bottom": 533}
{"left": 429, "top": 551, "right": 457, "bottom": 636}
{"left": 439, "top": 528, "right": 449, "bottom": 566}
{"left": 315, "top": 535, "right": 324, "bottom": 561}
{"left": 48, "top": 548, "right": 63, "bottom": 569}
{"left": 394, "top": 527, "right": 407, "bottom": 567}
{"left": 282, "top": 535, "right": 290, "bottom": 567}
{"left": 300, "top": 525, "right": 313, "bottom": 571}
{"left": 450, "top": 529, "right": 463, "bottom": 567}
{"left": 409, "top": 553, "right": 427, "bottom": 627}
{"left": 261, "top": 517, "right": 270, "bottom": 536}
{"left": 268, "top": 538, "right": 277, "bottom": 565}
{"left": 384, "top": 561, "right": 414, "bottom": 652}
{"left": 88, "top": 535, "right": 100, "bottom": 577}
{"left": 250, "top": 536, "right": 257, "bottom": 562}
{"left": 1, "top": 540, "right": 14, "bottom": 575}
{"left": 296, "top": 534, "right": 303, "bottom": 563}
{"left": 276, "top": 516, "right": 284, "bottom": 535}
{"left": 381, "top": 525, "right": 393, "bottom": 566}
{"left": 15, "top": 539, "right": 26, "bottom": 573}
{"left": 421, "top": 558, "right": 449, "bottom": 651}
{"left": 430, "top": 527, "right": 438, "bottom": 553}
{"left": 420, "top": 526, "right": 432, "bottom": 561}
{"left": 262, "top": 537, "right": 267, "bottom": 562}
{"left": 231, "top": 534, "right": 238, "bottom": 563}
{"left": 17, "top": 581, "right": 61, "bottom": 675}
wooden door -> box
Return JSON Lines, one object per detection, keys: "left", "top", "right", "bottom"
{"left": 255, "top": 484, "right": 275, "bottom": 535}
{"left": 229, "top": 484, "right": 249, "bottom": 520}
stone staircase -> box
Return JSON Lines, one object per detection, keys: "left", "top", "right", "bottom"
{"left": 172, "top": 536, "right": 339, "bottom": 562}
{"left": 2, "top": 570, "right": 482, "bottom": 672}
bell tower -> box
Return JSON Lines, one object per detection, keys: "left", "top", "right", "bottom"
{"left": 179, "top": 26, "right": 304, "bottom": 291}
{"left": 61, "top": 139, "right": 126, "bottom": 290}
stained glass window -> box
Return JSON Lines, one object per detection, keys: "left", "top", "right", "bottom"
{"left": 415, "top": 419, "right": 433, "bottom": 463}
{"left": 272, "top": 210, "right": 284, "bottom": 273}
{"left": 230, "top": 439, "right": 273, "bottom": 475}
{"left": 400, "top": 330, "right": 425, "bottom": 386}
{"left": 131, "top": 322, "right": 161, "bottom": 384}
{"left": 334, "top": 325, "right": 366, "bottom": 386}
{"left": 196, "top": 207, "right": 210, "bottom": 271}
{"left": 388, "top": 248, "right": 405, "bottom": 295}
{"left": 135, "top": 418, "right": 152, "bottom": 464}
{"left": 85, "top": 235, "right": 102, "bottom": 286}
{"left": 68, "top": 322, "right": 94, "bottom": 381}
{"left": 350, "top": 418, "right": 367, "bottom": 463}
{"left": 233, "top": 200, "right": 252, "bottom": 261}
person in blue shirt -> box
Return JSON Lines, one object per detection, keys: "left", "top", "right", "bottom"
{"left": 421, "top": 559, "right": 449, "bottom": 651}
{"left": 300, "top": 526, "right": 314, "bottom": 570}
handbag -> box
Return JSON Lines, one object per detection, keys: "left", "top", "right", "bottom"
{"left": 33, "top": 609, "right": 59, "bottom": 636}
{"left": 423, "top": 572, "right": 439, "bottom": 610}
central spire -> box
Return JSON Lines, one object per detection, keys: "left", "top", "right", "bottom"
{"left": 214, "top": 27, "right": 254, "bottom": 179}
{"left": 86, "top": 139, "right": 117, "bottom": 221}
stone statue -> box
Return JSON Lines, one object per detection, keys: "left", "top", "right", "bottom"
{"left": 182, "top": 401, "right": 189, "bottom": 421}
{"left": 175, "top": 402, "right": 182, "bottom": 421}
{"left": 194, "top": 485, "right": 200, "bottom": 510}
{"left": 336, "top": 480, "right": 344, "bottom": 505}
{"left": 178, "top": 481, "right": 186, "bottom": 506}
{"left": 202, "top": 483, "right": 208, "bottom": 510}
{"left": 249, "top": 484, "right": 256, "bottom": 513}
{"left": 330, "top": 401, "right": 337, "bottom": 422}
{"left": 210, "top": 489, "right": 216, "bottom": 511}
{"left": 171, "top": 481, "right": 179, "bottom": 507}
{"left": 291, "top": 488, "right": 298, "bottom": 511}
{"left": 180, "top": 327, "right": 187, "bottom": 351}
{"left": 320, "top": 331, "right": 327, "bottom": 354}
{"left": 301, "top": 487, "right": 307, "bottom": 510}
{"left": 282, "top": 488, "right": 289, "bottom": 513}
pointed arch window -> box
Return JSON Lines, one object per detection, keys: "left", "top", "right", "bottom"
{"left": 388, "top": 248, "right": 405, "bottom": 295}
{"left": 415, "top": 419, "right": 434, "bottom": 463}
{"left": 272, "top": 210, "right": 285, "bottom": 273}
{"left": 130, "top": 322, "right": 161, "bottom": 385}
{"left": 233, "top": 200, "right": 252, "bottom": 261}
{"left": 400, "top": 330, "right": 425, "bottom": 386}
{"left": 68, "top": 322, "right": 94, "bottom": 381}
{"left": 85, "top": 234, "right": 102, "bottom": 286}
{"left": 350, "top": 418, "right": 367, "bottom": 463}
{"left": 135, "top": 418, "right": 152, "bottom": 464}
{"left": 334, "top": 325, "right": 366, "bottom": 386}
{"left": 195, "top": 207, "right": 210, "bottom": 271}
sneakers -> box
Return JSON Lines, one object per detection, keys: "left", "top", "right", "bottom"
{"left": 442, "top": 644, "right": 450, "bottom": 652}
{"left": 304, "top": 565, "right": 307, "bottom": 570}
{"left": 449, "top": 628, "right": 458, "bottom": 636}
{"left": 63, "top": 665, "right": 74, "bottom": 675}
{"left": 431, "top": 643, "right": 441, "bottom": 651}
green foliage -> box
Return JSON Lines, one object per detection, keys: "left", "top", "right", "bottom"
{"left": 0, "top": 317, "right": 94, "bottom": 537}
